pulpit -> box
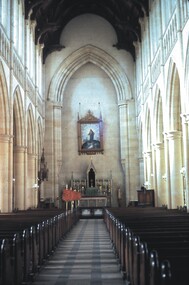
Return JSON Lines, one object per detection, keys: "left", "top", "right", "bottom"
{"left": 137, "top": 188, "right": 155, "bottom": 207}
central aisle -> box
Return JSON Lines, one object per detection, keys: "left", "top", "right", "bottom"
{"left": 33, "top": 219, "right": 125, "bottom": 285}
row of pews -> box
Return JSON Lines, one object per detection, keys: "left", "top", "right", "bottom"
{"left": 0, "top": 208, "right": 79, "bottom": 285}
{"left": 104, "top": 207, "right": 189, "bottom": 285}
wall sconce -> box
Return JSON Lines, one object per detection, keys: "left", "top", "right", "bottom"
{"left": 162, "top": 174, "right": 167, "bottom": 181}
{"left": 144, "top": 181, "right": 150, "bottom": 189}
{"left": 180, "top": 167, "right": 186, "bottom": 177}
{"left": 33, "top": 183, "right": 39, "bottom": 189}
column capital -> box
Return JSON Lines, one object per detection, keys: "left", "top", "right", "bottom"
{"left": 118, "top": 100, "right": 128, "bottom": 107}
{"left": 164, "top": 130, "right": 182, "bottom": 140}
{"left": 0, "top": 134, "right": 12, "bottom": 143}
{"left": 138, "top": 156, "right": 144, "bottom": 162}
{"left": 14, "top": 146, "right": 27, "bottom": 153}
{"left": 118, "top": 98, "right": 135, "bottom": 107}
{"left": 53, "top": 103, "right": 63, "bottom": 109}
{"left": 180, "top": 113, "right": 189, "bottom": 123}
{"left": 153, "top": 142, "right": 164, "bottom": 150}
{"left": 143, "top": 150, "right": 152, "bottom": 157}
{"left": 27, "top": 152, "right": 37, "bottom": 159}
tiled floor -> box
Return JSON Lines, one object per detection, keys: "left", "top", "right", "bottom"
{"left": 32, "top": 219, "right": 126, "bottom": 285}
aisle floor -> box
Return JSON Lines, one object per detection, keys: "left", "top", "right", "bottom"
{"left": 32, "top": 219, "right": 126, "bottom": 285}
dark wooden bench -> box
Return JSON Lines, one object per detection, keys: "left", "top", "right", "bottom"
{"left": 104, "top": 207, "right": 189, "bottom": 285}
{"left": 0, "top": 208, "right": 79, "bottom": 285}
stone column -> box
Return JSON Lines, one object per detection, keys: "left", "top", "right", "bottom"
{"left": 167, "top": 131, "right": 183, "bottom": 208}
{"left": 118, "top": 99, "right": 139, "bottom": 204}
{"left": 26, "top": 153, "right": 36, "bottom": 208}
{"left": 163, "top": 133, "right": 171, "bottom": 208}
{"left": 13, "top": 146, "right": 25, "bottom": 210}
{"left": 143, "top": 152, "right": 148, "bottom": 184}
{"left": 181, "top": 114, "right": 189, "bottom": 209}
{"left": 0, "top": 135, "right": 11, "bottom": 212}
{"left": 152, "top": 145, "right": 157, "bottom": 205}
{"left": 118, "top": 101, "right": 129, "bottom": 203}
{"left": 43, "top": 101, "right": 54, "bottom": 199}
{"left": 144, "top": 151, "right": 153, "bottom": 189}
{"left": 53, "top": 104, "right": 62, "bottom": 205}
{"left": 138, "top": 157, "right": 144, "bottom": 186}
{"left": 118, "top": 101, "right": 127, "bottom": 160}
{"left": 154, "top": 142, "right": 166, "bottom": 206}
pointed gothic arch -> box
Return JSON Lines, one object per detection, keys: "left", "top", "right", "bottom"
{"left": 27, "top": 104, "right": 35, "bottom": 154}
{"left": 0, "top": 61, "right": 10, "bottom": 212}
{"left": 152, "top": 87, "right": 167, "bottom": 206}
{"left": 87, "top": 159, "right": 96, "bottom": 188}
{"left": 13, "top": 86, "right": 25, "bottom": 146}
{"left": 138, "top": 121, "right": 143, "bottom": 158}
{"left": 153, "top": 87, "right": 164, "bottom": 143}
{"left": 143, "top": 103, "right": 152, "bottom": 151}
{"left": 138, "top": 120, "right": 145, "bottom": 186}
{"left": 184, "top": 38, "right": 189, "bottom": 111}
{"left": 37, "top": 116, "right": 43, "bottom": 156}
{"left": 165, "top": 59, "right": 183, "bottom": 208}
{"left": 48, "top": 45, "right": 132, "bottom": 104}
{"left": 166, "top": 60, "right": 182, "bottom": 131}
{"left": 13, "top": 86, "right": 25, "bottom": 210}
{"left": 0, "top": 61, "right": 9, "bottom": 135}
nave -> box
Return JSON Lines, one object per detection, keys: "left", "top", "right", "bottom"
{"left": 32, "top": 219, "right": 125, "bottom": 285}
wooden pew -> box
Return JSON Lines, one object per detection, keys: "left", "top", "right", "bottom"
{"left": 104, "top": 208, "right": 189, "bottom": 285}
{"left": 0, "top": 208, "right": 79, "bottom": 285}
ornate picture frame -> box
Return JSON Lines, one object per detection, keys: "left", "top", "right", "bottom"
{"left": 77, "top": 110, "right": 103, "bottom": 155}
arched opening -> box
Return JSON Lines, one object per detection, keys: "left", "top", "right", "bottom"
{"left": 13, "top": 87, "right": 25, "bottom": 210}
{"left": 88, "top": 168, "right": 95, "bottom": 187}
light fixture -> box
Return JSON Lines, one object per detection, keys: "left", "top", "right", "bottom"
{"left": 180, "top": 167, "right": 186, "bottom": 177}
{"left": 162, "top": 174, "right": 167, "bottom": 181}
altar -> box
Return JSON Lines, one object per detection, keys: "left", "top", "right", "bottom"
{"left": 69, "top": 160, "right": 112, "bottom": 217}
{"left": 85, "top": 187, "right": 99, "bottom": 196}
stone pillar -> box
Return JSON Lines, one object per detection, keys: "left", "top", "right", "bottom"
{"left": 167, "top": 131, "right": 183, "bottom": 208}
{"left": 26, "top": 153, "right": 36, "bottom": 209}
{"left": 118, "top": 101, "right": 129, "bottom": 203}
{"left": 118, "top": 101, "right": 127, "bottom": 160}
{"left": 163, "top": 133, "right": 171, "bottom": 208}
{"left": 143, "top": 152, "right": 147, "bottom": 184}
{"left": 181, "top": 114, "right": 189, "bottom": 209}
{"left": 0, "top": 135, "right": 11, "bottom": 212}
{"left": 53, "top": 104, "right": 62, "bottom": 204}
{"left": 118, "top": 99, "right": 139, "bottom": 204}
{"left": 13, "top": 146, "right": 25, "bottom": 210}
{"left": 44, "top": 101, "right": 54, "bottom": 199}
{"left": 139, "top": 157, "right": 144, "bottom": 186}
{"left": 154, "top": 142, "right": 166, "bottom": 206}
{"left": 144, "top": 151, "right": 153, "bottom": 189}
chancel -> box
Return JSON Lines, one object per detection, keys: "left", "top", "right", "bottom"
{"left": 70, "top": 159, "right": 112, "bottom": 215}
{"left": 0, "top": 1, "right": 189, "bottom": 285}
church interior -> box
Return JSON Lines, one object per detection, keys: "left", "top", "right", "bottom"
{"left": 1, "top": 0, "right": 189, "bottom": 213}
{"left": 0, "top": 0, "right": 189, "bottom": 284}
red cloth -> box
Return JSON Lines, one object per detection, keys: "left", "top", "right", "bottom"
{"left": 62, "top": 189, "right": 81, "bottom": 201}
{"left": 62, "top": 189, "right": 71, "bottom": 201}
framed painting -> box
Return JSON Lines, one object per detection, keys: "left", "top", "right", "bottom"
{"left": 78, "top": 110, "right": 103, "bottom": 155}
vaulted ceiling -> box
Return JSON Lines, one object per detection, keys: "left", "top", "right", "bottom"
{"left": 25, "top": 0, "right": 149, "bottom": 63}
